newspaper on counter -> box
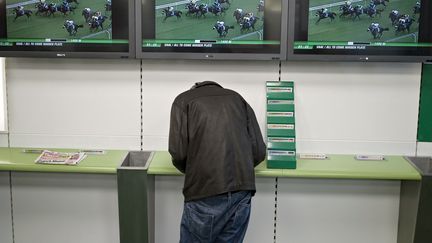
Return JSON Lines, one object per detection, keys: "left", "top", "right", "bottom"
{"left": 35, "top": 150, "right": 87, "bottom": 165}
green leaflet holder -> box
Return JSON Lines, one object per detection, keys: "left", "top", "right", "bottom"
{"left": 267, "top": 111, "right": 295, "bottom": 124}
{"left": 267, "top": 124, "right": 296, "bottom": 137}
{"left": 268, "top": 137, "right": 296, "bottom": 150}
{"left": 267, "top": 100, "right": 295, "bottom": 112}
{"left": 266, "top": 81, "right": 295, "bottom": 100}
{"left": 267, "top": 150, "right": 297, "bottom": 169}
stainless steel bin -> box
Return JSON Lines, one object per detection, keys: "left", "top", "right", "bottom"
{"left": 117, "top": 151, "right": 154, "bottom": 243}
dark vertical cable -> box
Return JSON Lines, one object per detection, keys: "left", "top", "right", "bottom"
{"left": 273, "top": 177, "right": 278, "bottom": 243}
{"left": 274, "top": 61, "right": 281, "bottom": 241}
{"left": 140, "top": 59, "right": 143, "bottom": 151}
{"left": 9, "top": 172, "right": 15, "bottom": 243}
{"left": 278, "top": 61, "right": 282, "bottom": 82}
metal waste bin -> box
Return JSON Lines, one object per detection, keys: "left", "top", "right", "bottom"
{"left": 117, "top": 151, "right": 154, "bottom": 243}
{"left": 398, "top": 157, "right": 432, "bottom": 243}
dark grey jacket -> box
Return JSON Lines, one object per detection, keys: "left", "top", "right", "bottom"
{"left": 169, "top": 81, "right": 266, "bottom": 202}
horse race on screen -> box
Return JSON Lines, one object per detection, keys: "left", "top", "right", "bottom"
{"left": 155, "top": 0, "right": 265, "bottom": 40}
{"left": 308, "top": 0, "right": 421, "bottom": 43}
{"left": 6, "top": 0, "right": 113, "bottom": 39}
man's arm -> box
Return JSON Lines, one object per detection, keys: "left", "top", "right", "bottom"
{"left": 246, "top": 103, "right": 266, "bottom": 167}
{"left": 168, "top": 102, "right": 188, "bottom": 173}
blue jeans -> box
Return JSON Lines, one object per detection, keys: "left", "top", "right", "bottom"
{"left": 180, "top": 191, "right": 252, "bottom": 243}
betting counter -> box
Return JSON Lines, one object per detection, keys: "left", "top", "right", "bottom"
{"left": 0, "top": 148, "right": 427, "bottom": 243}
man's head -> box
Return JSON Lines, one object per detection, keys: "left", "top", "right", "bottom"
{"left": 190, "top": 81, "right": 217, "bottom": 89}
{"left": 190, "top": 82, "right": 201, "bottom": 89}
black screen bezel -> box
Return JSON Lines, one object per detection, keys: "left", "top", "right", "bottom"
{"left": 136, "top": 0, "right": 288, "bottom": 60}
{"left": 286, "top": 0, "right": 432, "bottom": 62}
{"left": 0, "top": 0, "right": 135, "bottom": 58}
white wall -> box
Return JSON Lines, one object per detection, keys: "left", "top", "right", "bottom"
{"left": 141, "top": 60, "right": 422, "bottom": 155}
{"left": 277, "top": 178, "right": 401, "bottom": 243}
{"left": 0, "top": 58, "right": 6, "bottom": 131}
{"left": 4, "top": 59, "right": 422, "bottom": 154}
{"left": 12, "top": 172, "right": 119, "bottom": 243}
{"left": 0, "top": 58, "right": 8, "bottom": 146}
{"left": 0, "top": 134, "right": 8, "bottom": 147}
{"left": 417, "top": 142, "right": 432, "bottom": 156}
{"left": 5, "top": 58, "right": 141, "bottom": 150}
{"left": 282, "top": 62, "right": 421, "bottom": 155}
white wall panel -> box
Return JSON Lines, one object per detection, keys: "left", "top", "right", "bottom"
{"left": 141, "top": 60, "right": 279, "bottom": 150}
{"left": 4, "top": 58, "right": 422, "bottom": 154}
{"left": 277, "top": 178, "right": 400, "bottom": 243}
{"left": 282, "top": 62, "right": 421, "bottom": 155}
{"left": 0, "top": 172, "right": 12, "bottom": 243}
{"left": 12, "top": 172, "right": 119, "bottom": 243}
{"left": 417, "top": 142, "right": 432, "bottom": 157}
{"left": 6, "top": 58, "right": 141, "bottom": 149}
{"left": 0, "top": 58, "right": 6, "bottom": 132}
{"left": 244, "top": 178, "right": 276, "bottom": 243}
{"left": 154, "top": 176, "right": 276, "bottom": 243}
{"left": 0, "top": 133, "right": 8, "bottom": 147}
{"left": 154, "top": 176, "right": 183, "bottom": 243}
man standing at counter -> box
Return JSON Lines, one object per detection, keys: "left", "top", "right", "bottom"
{"left": 169, "top": 81, "right": 266, "bottom": 243}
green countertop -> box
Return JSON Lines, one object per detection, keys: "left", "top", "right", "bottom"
{"left": 0, "top": 148, "right": 128, "bottom": 174}
{"left": 0, "top": 148, "right": 422, "bottom": 180}
{"left": 148, "top": 151, "right": 421, "bottom": 180}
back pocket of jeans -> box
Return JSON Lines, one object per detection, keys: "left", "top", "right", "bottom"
{"left": 233, "top": 201, "right": 251, "bottom": 228}
{"left": 186, "top": 206, "right": 214, "bottom": 241}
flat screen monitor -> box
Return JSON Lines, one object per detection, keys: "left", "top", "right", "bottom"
{"left": 288, "top": 0, "right": 432, "bottom": 62}
{"left": 0, "top": 0, "right": 134, "bottom": 58}
{"left": 137, "top": 0, "right": 288, "bottom": 60}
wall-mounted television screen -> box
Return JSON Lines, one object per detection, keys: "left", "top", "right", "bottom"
{"left": 288, "top": 0, "right": 432, "bottom": 61}
{"left": 0, "top": 0, "right": 133, "bottom": 57}
{"left": 137, "top": 0, "right": 287, "bottom": 60}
